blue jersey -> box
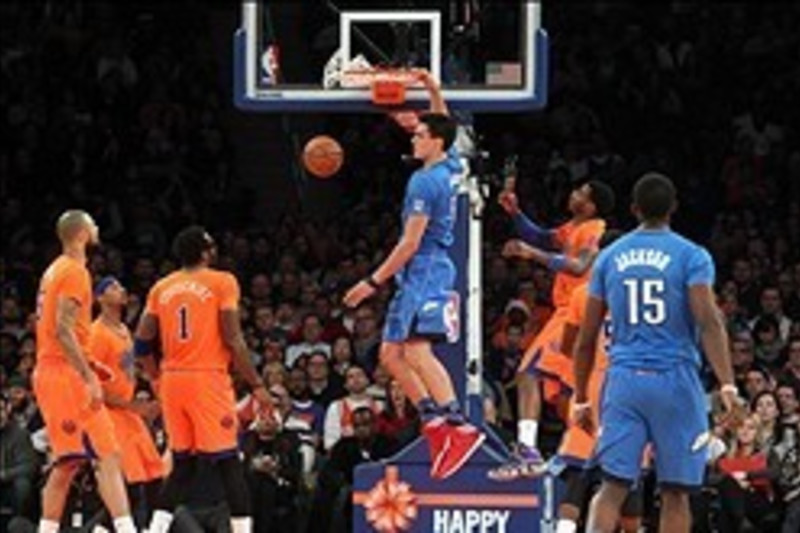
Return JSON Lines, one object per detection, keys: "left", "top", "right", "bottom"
{"left": 588, "top": 227, "right": 715, "bottom": 370}
{"left": 400, "top": 147, "right": 462, "bottom": 257}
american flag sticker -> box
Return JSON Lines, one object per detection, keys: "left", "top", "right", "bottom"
{"left": 486, "top": 62, "right": 522, "bottom": 86}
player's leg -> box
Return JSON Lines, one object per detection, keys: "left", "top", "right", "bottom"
{"left": 378, "top": 341, "right": 430, "bottom": 409}
{"left": 649, "top": 365, "right": 708, "bottom": 533}
{"left": 618, "top": 483, "right": 644, "bottom": 533}
{"left": 39, "top": 460, "right": 83, "bottom": 532}
{"left": 658, "top": 488, "right": 691, "bottom": 533}
{"left": 585, "top": 367, "right": 648, "bottom": 532}
{"left": 192, "top": 372, "right": 253, "bottom": 533}
{"left": 402, "top": 338, "right": 459, "bottom": 418}
{"left": 555, "top": 466, "right": 592, "bottom": 533}
{"left": 148, "top": 373, "right": 197, "bottom": 533}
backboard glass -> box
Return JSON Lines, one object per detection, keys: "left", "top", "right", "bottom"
{"left": 234, "top": 1, "right": 548, "bottom": 113}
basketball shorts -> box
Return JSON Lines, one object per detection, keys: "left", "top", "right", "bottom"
{"left": 108, "top": 409, "right": 164, "bottom": 483}
{"left": 383, "top": 255, "right": 457, "bottom": 343}
{"left": 33, "top": 363, "right": 119, "bottom": 461}
{"left": 519, "top": 307, "right": 573, "bottom": 402}
{"left": 595, "top": 364, "right": 708, "bottom": 489}
{"left": 159, "top": 370, "right": 239, "bottom": 455}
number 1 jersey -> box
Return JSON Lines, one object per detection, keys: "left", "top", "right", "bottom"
{"left": 144, "top": 268, "right": 239, "bottom": 371}
{"left": 588, "top": 228, "right": 715, "bottom": 370}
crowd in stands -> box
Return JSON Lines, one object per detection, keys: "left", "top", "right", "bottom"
{"left": 2, "top": 1, "right": 800, "bottom": 532}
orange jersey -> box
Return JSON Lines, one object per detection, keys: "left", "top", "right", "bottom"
{"left": 89, "top": 319, "right": 136, "bottom": 402}
{"left": 551, "top": 219, "right": 605, "bottom": 308}
{"left": 145, "top": 268, "right": 239, "bottom": 371}
{"left": 35, "top": 255, "right": 92, "bottom": 366}
{"left": 565, "top": 281, "right": 609, "bottom": 371}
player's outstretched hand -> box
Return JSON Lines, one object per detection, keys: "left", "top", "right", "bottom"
{"left": 343, "top": 280, "right": 376, "bottom": 308}
{"left": 502, "top": 239, "right": 533, "bottom": 260}
{"left": 719, "top": 386, "right": 748, "bottom": 430}
{"left": 498, "top": 190, "right": 520, "bottom": 215}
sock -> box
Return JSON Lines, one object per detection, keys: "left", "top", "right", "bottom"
{"left": 231, "top": 516, "right": 253, "bottom": 533}
{"left": 417, "top": 397, "right": 439, "bottom": 422}
{"left": 518, "top": 419, "right": 538, "bottom": 448}
{"left": 92, "top": 527, "right": 110, "bottom": 533}
{"left": 148, "top": 510, "right": 174, "bottom": 533}
{"left": 38, "top": 519, "right": 60, "bottom": 533}
{"left": 112, "top": 516, "right": 136, "bottom": 533}
{"left": 442, "top": 400, "right": 465, "bottom": 425}
{"left": 556, "top": 519, "right": 577, "bottom": 533}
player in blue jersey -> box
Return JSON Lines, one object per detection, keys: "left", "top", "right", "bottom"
{"left": 573, "top": 173, "right": 742, "bottom": 533}
{"left": 344, "top": 70, "right": 484, "bottom": 480}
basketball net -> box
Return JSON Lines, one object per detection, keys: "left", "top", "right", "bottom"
{"left": 323, "top": 48, "right": 421, "bottom": 106}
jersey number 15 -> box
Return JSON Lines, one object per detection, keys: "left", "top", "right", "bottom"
{"left": 623, "top": 279, "right": 666, "bottom": 325}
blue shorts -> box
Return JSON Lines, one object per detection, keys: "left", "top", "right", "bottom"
{"left": 383, "top": 255, "right": 457, "bottom": 343}
{"left": 595, "top": 364, "right": 708, "bottom": 490}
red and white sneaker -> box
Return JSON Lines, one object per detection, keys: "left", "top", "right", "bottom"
{"left": 422, "top": 417, "right": 450, "bottom": 477}
{"left": 433, "top": 424, "right": 485, "bottom": 480}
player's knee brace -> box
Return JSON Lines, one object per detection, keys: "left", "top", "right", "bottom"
{"left": 216, "top": 456, "right": 251, "bottom": 517}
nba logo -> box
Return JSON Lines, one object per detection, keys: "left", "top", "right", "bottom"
{"left": 444, "top": 291, "right": 460, "bottom": 343}
{"left": 260, "top": 44, "right": 281, "bottom": 85}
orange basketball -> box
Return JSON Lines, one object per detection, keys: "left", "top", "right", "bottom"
{"left": 302, "top": 135, "right": 344, "bottom": 178}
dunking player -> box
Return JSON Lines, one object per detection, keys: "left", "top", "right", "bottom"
{"left": 574, "top": 173, "right": 741, "bottom": 533}
{"left": 89, "top": 277, "right": 164, "bottom": 529}
{"left": 343, "top": 70, "right": 484, "bottom": 480}
{"left": 33, "top": 210, "right": 135, "bottom": 533}
{"left": 135, "top": 226, "right": 272, "bottom": 533}
{"left": 490, "top": 179, "right": 615, "bottom": 479}
{"left": 554, "top": 229, "right": 643, "bottom": 533}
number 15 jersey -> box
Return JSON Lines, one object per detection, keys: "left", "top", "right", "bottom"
{"left": 144, "top": 268, "right": 239, "bottom": 371}
{"left": 589, "top": 228, "right": 715, "bottom": 371}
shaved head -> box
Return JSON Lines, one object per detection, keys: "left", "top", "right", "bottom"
{"left": 56, "top": 210, "right": 97, "bottom": 244}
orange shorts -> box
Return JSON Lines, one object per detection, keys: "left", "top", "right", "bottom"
{"left": 108, "top": 410, "right": 164, "bottom": 483}
{"left": 33, "top": 363, "right": 119, "bottom": 461}
{"left": 519, "top": 307, "right": 573, "bottom": 403}
{"left": 159, "top": 370, "right": 238, "bottom": 454}
{"left": 558, "top": 367, "right": 606, "bottom": 464}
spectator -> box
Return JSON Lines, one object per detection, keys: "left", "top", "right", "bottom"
{"left": 752, "top": 390, "right": 781, "bottom": 448}
{"left": 750, "top": 286, "right": 794, "bottom": 343}
{"left": 285, "top": 313, "right": 331, "bottom": 368}
{"left": 776, "top": 383, "right": 800, "bottom": 426}
{"left": 744, "top": 366, "right": 774, "bottom": 401}
{"left": 0, "top": 392, "right": 38, "bottom": 525}
{"left": 731, "top": 335, "right": 756, "bottom": 389}
{"left": 752, "top": 315, "right": 787, "bottom": 371}
{"left": 5, "top": 375, "right": 40, "bottom": 433}
{"left": 375, "top": 378, "right": 418, "bottom": 453}
{"left": 330, "top": 336, "right": 354, "bottom": 378}
{"left": 781, "top": 337, "right": 800, "bottom": 392}
{"left": 768, "top": 422, "right": 800, "bottom": 533}
{"left": 306, "top": 352, "right": 345, "bottom": 409}
{"left": 350, "top": 305, "right": 381, "bottom": 374}
{"left": 323, "top": 365, "right": 382, "bottom": 451}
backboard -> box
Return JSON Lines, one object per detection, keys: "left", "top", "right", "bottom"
{"left": 234, "top": 1, "right": 548, "bottom": 113}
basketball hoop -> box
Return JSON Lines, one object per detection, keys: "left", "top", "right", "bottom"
{"left": 340, "top": 67, "right": 421, "bottom": 107}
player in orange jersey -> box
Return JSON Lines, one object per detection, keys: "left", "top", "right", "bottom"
{"left": 489, "top": 180, "right": 615, "bottom": 480}
{"left": 89, "top": 276, "right": 164, "bottom": 529}
{"left": 33, "top": 210, "right": 135, "bottom": 533}
{"left": 135, "top": 226, "right": 271, "bottom": 533}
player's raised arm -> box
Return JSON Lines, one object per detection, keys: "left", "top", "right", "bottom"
{"left": 502, "top": 239, "right": 595, "bottom": 277}
{"left": 417, "top": 69, "right": 448, "bottom": 116}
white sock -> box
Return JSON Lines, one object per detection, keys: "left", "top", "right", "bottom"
{"left": 38, "top": 519, "right": 60, "bottom": 533}
{"left": 518, "top": 419, "right": 539, "bottom": 448}
{"left": 148, "top": 510, "right": 174, "bottom": 533}
{"left": 556, "top": 518, "right": 578, "bottom": 533}
{"left": 92, "top": 526, "right": 111, "bottom": 533}
{"left": 113, "top": 516, "right": 137, "bottom": 533}
{"left": 231, "top": 516, "right": 253, "bottom": 533}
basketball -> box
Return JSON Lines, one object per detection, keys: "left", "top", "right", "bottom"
{"left": 302, "top": 135, "right": 344, "bottom": 178}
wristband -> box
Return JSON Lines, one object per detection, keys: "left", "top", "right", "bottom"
{"left": 572, "top": 401, "right": 591, "bottom": 411}
{"left": 547, "top": 254, "right": 569, "bottom": 272}
{"left": 720, "top": 384, "right": 739, "bottom": 396}
{"left": 365, "top": 276, "right": 381, "bottom": 290}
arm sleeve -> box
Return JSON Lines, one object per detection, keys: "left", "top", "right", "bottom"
{"left": 687, "top": 246, "right": 715, "bottom": 287}
{"left": 220, "top": 273, "right": 240, "bottom": 311}
{"left": 512, "top": 212, "right": 553, "bottom": 248}
{"left": 588, "top": 252, "right": 607, "bottom": 301}
{"left": 405, "top": 175, "right": 435, "bottom": 217}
